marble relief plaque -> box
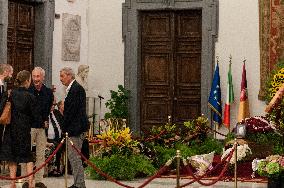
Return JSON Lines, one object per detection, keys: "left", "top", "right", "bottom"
{"left": 62, "top": 13, "right": 81, "bottom": 61}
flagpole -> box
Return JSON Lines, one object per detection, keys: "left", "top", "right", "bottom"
{"left": 208, "top": 56, "right": 222, "bottom": 139}
{"left": 215, "top": 56, "right": 219, "bottom": 139}
{"left": 228, "top": 55, "right": 232, "bottom": 134}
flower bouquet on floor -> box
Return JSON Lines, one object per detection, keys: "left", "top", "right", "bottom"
{"left": 221, "top": 144, "right": 252, "bottom": 165}
{"left": 252, "top": 155, "right": 284, "bottom": 188}
{"left": 221, "top": 144, "right": 252, "bottom": 177}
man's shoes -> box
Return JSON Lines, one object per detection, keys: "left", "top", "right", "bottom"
{"left": 67, "top": 185, "right": 78, "bottom": 188}
{"left": 67, "top": 185, "right": 86, "bottom": 188}
{"left": 35, "top": 182, "right": 47, "bottom": 188}
{"left": 22, "top": 182, "right": 29, "bottom": 188}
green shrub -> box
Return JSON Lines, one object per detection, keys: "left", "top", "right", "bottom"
{"left": 105, "top": 85, "right": 130, "bottom": 119}
{"left": 152, "top": 139, "right": 223, "bottom": 168}
{"left": 152, "top": 145, "right": 176, "bottom": 168}
{"left": 86, "top": 154, "right": 156, "bottom": 180}
{"left": 246, "top": 132, "right": 284, "bottom": 155}
{"left": 196, "top": 138, "right": 223, "bottom": 155}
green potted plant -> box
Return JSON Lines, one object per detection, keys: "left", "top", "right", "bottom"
{"left": 104, "top": 85, "right": 130, "bottom": 130}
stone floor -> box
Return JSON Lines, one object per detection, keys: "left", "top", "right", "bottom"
{"left": 0, "top": 176, "right": 268, "bottom": 188}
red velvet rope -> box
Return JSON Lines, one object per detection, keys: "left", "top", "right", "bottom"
{"left": 0, "top": 140, "right": 64, "bottom": 180}
{"left": 179, "top": 148, "right": 232, "bottom": 187}
{"left": 88, "top": 139, "right": 103, "bottom": 144}
{"left": 137, "top": 165, "right": 169, "bottom": 188}
{"left": 180, "top": 146, "right": 235, "bottom": 187}
{"left": 69, "top": 140, "right": 134, "bottom": 188}
{"left": 70, "top": 138, "right": 175, "bottom": 188}
{"left": 143, "top": 130, "right": 166, "bottom": 142}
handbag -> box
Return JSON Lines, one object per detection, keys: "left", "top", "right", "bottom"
{"left": 0, "top": 100, "right": 11, "bottom": 125}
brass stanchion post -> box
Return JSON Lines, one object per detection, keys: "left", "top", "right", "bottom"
{"left": 176, "top": 150, "right": 181, "bottom": 188}
{"left": 234, "top": 138, "right": 238, "bottom": 188}
{"left": 65, "top": 133, "right": 68, "bottom": 188}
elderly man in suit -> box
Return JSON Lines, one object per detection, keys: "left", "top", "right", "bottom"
{"left": 60, "top": 67, "right": 89, "bottom": 188}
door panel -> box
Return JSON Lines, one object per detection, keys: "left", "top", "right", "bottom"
{"left": 141, "top": 12, "right": 173, "bottom": 130}
{"left": 140, "top": 10, "right": 202, "bottom": 131}
{"left": 173, "top": 11, "right": 201, "bottom": 125}
{"left": 7, "top": 1, "right": 35, "bottom": 75}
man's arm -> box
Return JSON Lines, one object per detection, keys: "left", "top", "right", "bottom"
{"left": 265, "top": 83, "right": 284, "bottom": 113}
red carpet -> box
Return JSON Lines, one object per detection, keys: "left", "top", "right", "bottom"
{"left": 161, "top": 155, "right": 268, "bottom": 183}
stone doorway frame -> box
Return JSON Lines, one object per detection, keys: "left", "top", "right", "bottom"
{"left": 122, "top": 0, "right": 219, "bottom": 134}
{"left": 0, "top": 0, "right": 54, "bottom": 86}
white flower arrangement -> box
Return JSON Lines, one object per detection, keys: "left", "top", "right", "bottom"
{"left": 251, "top": 158, "right": 265, "bottom": 178}
{"left": 188, "top": 151, "right": 215, "bottom": 176}
{"left": 221, "top": 144, "right": 252, "bottom": 164}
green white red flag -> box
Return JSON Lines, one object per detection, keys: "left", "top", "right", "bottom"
{"left": 223, "top": 62, "right": 234, "bottom": 129}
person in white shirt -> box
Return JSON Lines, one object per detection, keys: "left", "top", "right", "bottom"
{"left": 46, "top": 99, "right": 64, "bottom": 176}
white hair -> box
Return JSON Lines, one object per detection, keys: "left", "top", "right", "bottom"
{"left": 60, "top": 67, "right": 75, "bottom": 79}
{"left": 33, "top": 67, "right": 45, "bottom": 77}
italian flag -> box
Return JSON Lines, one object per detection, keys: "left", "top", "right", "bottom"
{"left": 223, "top": 62, "right": 234, "bottom": 129}
{"left": 238, "top": 62, "right": 250, "bottom": 122}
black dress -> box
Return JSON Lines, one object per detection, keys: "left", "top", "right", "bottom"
{"left": 0, "top": 87, "right": 41, "bottom": 163}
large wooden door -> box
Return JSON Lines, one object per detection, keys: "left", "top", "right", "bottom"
{"left": 140, "top": 10, "right": 202, "bottom": 131}
{"left": 7, "top": 0, "right": 35, "bottom": 75}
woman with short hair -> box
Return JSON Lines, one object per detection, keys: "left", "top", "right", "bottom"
{"left": 2, "top": 70, "right": 42, "bottom": 188}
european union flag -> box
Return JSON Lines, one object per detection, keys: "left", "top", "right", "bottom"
{"left": 208, "top": 63, "right": 222, "bottom": 126}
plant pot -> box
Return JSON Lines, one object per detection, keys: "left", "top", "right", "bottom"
{"left": 268, "top": 176, "right": 284, "bottom": 188}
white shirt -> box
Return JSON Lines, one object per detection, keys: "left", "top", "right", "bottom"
{"left": 47, "top": 112, "right": 62, "bottom": 140}
{"left": 0, "top": 79, "right": 4, "bottom": 93}
{"left": 65, "top": 79, "right": 75, "bottom": 97}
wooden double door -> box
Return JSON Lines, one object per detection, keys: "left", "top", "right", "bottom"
{"left": 7, "top": 0, "right": 35, "bottom": 75}
{"left": 140, "top": 10, "right": 202, "bottom": 131}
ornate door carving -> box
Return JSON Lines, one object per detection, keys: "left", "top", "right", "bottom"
{"left": 140, "top": 10, "right": 202, "bottom": 131}
{"left": 7, "top": 1, "right": 35, "bottom": 75}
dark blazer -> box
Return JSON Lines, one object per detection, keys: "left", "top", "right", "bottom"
{"left": 11, "top": 87, "right": 42, "bottom": 163}
{"left": 0, "top": 84, "right": 6, "bottom": 148}
{"left": 63, "top": 80, "right": 89, "bottom": 137}
{"left": 29, "top": 84, "right": 54, "bottom": 128}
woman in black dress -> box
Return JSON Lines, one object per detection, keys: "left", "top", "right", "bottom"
{"left": 7, "top": 70, "right": 41, "bottom": 188}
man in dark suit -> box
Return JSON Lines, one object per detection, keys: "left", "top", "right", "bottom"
{"left": 60, "top": 67, "right": 88, "bottom": 188}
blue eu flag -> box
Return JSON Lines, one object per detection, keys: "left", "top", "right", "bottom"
{"left": 208, "top": 63, "right": 222, "bottom": 126}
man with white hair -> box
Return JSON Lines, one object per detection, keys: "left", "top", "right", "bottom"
{"left": 22, "top": 67, "right": 54, "bottom": 188}
{"left": 60, "top": 67, "right": 88, "bottom": 188}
